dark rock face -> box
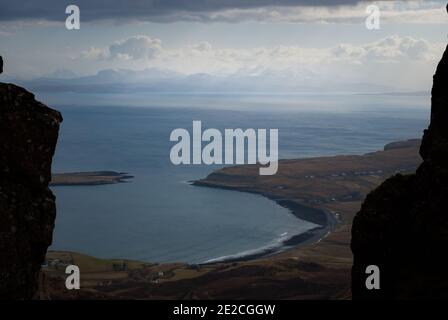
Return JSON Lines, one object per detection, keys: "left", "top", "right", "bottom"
{"left": 0, "top": 83, "right": 62, "bottom": 299}
{"left": 0, "top": 56, "right": 3, "bottom": 74}
{"left": 351, "top": 45, "right": 448, "bottom": 299}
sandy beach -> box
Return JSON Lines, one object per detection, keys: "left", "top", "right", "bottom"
{"left": 192, "top": 182, "right": 338, "bottom": 263}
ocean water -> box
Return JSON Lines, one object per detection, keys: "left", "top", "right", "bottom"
{"left": 49, "top": 93, "right": 430, "bottom": 263}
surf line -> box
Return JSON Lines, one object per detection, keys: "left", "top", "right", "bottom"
{"left": 169, "top": 120, "right": 279, "bottom": 175}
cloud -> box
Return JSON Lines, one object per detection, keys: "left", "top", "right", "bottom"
{"left": 80, "top": 36, "right": 163, "bottom": 61}
{"left": 192, "top": 41, "right": 213, "bottom": 52}
{"left": 20, "top": 33, "right": 445, "bottom": 92}
{"left": 332, "top": 36, "right": 439, "bottom": 62}
{"left": 0, "top": 29, "right": 12, "bottom": 36}
{"left": 109, "top": 36, "right": 163, "bottom": 60}
{"left": 0, "top": 0, "right": 363, "bottom": 22}
{"left": 3, "top": 0, "right": 445, "bottom": 24}
{"left": 80, "top": 46, "right": 109, "bottom": 60}
{"left": 78, "top": 34, "right": 443, "bottom": 78}
{"left": 196, "top": 1, "right": 448, "bottom": 24}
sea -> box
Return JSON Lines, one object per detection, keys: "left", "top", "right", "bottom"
{"left": 41, "top": 92, "right": 430, "bottom": 263}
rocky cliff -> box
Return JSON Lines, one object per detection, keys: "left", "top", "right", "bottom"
{"left": 351, "top": 45, "right": 448, "bottom": 299}
{"left": 0, "top": 83, "right": 62, "bottom": 299}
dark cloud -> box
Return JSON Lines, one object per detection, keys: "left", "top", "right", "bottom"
{"left": 0, "top": 0, "right": 366, "bottom": 22}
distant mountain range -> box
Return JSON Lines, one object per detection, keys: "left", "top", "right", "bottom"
{"left": 7, "top": 67, "right": 408, "bottom": 95}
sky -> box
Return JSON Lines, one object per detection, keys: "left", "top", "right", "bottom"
{"left": 0, "top": 0, "right": 447, "bottom": 92}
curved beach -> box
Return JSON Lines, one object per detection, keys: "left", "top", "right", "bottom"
{"left": 193, "top": 181, "right": 338, "bottom": 264}
{"left": 192, "top": 139, "right": 422, "bottom": 264}
{"left": 42, "top": 139, "right": 422, "bottom": 299}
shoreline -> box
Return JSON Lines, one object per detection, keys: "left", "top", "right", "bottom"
{"left": 192, "top": 180, "right": 338, "bottom": 264}
{"left": 49, "top": 137, "right": 419, "bottom": 266}
{"left": 41, "top": 139, "right": 422, "bottom": 299}
{"left": 50, "top": 171, "right": 134, "bottom": 186}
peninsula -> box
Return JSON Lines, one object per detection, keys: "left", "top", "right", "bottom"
{"left": 50, "top": 171, "right": 133, "bottom": 186}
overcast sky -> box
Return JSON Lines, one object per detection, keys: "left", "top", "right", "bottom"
{"left": 0, "top": 0, "right": 447, "bottom": 91}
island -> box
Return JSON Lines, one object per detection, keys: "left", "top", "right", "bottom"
{"left": 50, "top": 171, "right": 133, "bottom": 186}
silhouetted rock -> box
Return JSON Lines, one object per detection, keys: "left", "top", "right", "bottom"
{"left": 0, "top": 83, "right": 62, "bottom": 299}
{"left": 0, "top": 56, "right": 3, "bottom": 74}
{"left": 351, "top": 44, "right": 448, "bottom": 299}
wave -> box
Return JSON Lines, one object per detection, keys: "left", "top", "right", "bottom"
{"left": 201, "top": 226, "right": 322, "bottom": 264}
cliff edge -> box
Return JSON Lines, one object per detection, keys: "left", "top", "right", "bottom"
{"left": 351, "top": 45, "right": 448, "bottom": 299}
{"left": 0, "top": 83, "right": 62, "bottom": 299}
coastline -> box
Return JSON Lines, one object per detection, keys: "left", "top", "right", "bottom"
{"left": 41, "top": 139, "right": 422, "bottom": 299}
{"left": 192, "top": 181, "right": 338, "bottom": 264}
{"left": 191, "top": 138, "right": 422, "bottom": 264}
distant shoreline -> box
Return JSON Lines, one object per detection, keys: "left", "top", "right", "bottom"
{"left": 192, "top": 181, "right": 338, "bottom": 264}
